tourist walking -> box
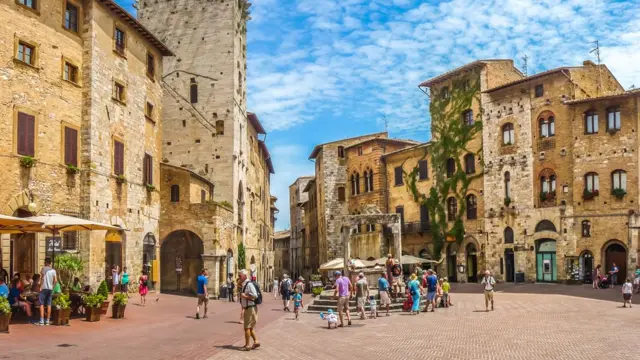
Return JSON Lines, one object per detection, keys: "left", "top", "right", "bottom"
{"left": 355, "top": 272, "right": 369, "bottom": 320}
{"left": 333, "top": 271, "right": 352, "bottom": 327}
{"left": 36, "top": 257, "right": 57, "bottom": 326}
{"left": 139, "top": 270, "right": 149, "bottom": 306}
{"left": 111, "top": 265, "right": 120, "bottom": 294}
{"left": 634, "top": 265, "right": 640, "bottom": 294}
{"left": 294, "top": 276, "right": 305, "bottom": 294}
{"left": 121, "top": 267, "right": 130, "bottom": 297}
{"left": 407, "top": 274, "right": 422, "bottom": 315}
{"left": 481, "top": 270, "right": 496, "bottom": 312}
{"left": 239, "top": 269, "right": 260, "bottom": 351}
{"left": 622, "top": 277, "right": 633, "bottom": 307}
{"left": 610, "top": 262, "right": 619, "bottom": 288}
{"left": 385, "top": 254, "right": 396, "bottom": 296}
{"left": 280, "top": 274, "right": 292, "bottom": 311}
{"left": 227, "top": 275, "right": 235, "bottom": 302}
{"left": 442, "top": 277, "right": 451, "bottom": 307}
{"left": 293, "top": 287, "right": 303, "bottom": 320}
{"left": 196, "top": 269, "right": 209, "bottom": 319}
{"left": 593, "top": 264, "right": 601, "bottom": 289}
{"left": 378, "top": 273, "right": 391, "bottom": 316}
{"left": 273, "top": 277, "right": 279, "bottom": 299}
{"left": 423, "top": 270, "right": 437, "bottom": 312}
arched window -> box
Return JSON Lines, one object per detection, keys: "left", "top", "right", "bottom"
{"left": 464, "top": 153, "right": 475, "bottom": 174}
{"left": 548, "top": 116, "right": 555, "bottom": 136}
{"left": 351, "top": 174, "right": 356, "bottom": 196}
{"left": 611, "top": 170, "right": 627, "bottom": 191}
{"left": 355, "top": 173, "right": 360, "bottom": 194}
{"left": 584, "top": 172, "right": 599, "bottom": 191}
{"left": 502, "top": 123, "right": 514, "bottom": 145}
{"left": 581, "top": 220, "right": 591, "bottom": 237}
{"left": 539, "top": 116, "right": 555, "bottom": 138}
{"left": 447, "top": 197, "right": 457, "bottom": 221}
{"left": 170, "top": 185, "right": 180, "bottom": 202}
{"left": 504, "top": 227, "right": 514, "bottom": 244}
{"left": 466, "top": 194, "right": 477, "bottom": 220}
{"left": 368, "top": 169, "right": 374, "bottom": 192}
{"left": 504, "top": 171, "right": 511, "bottom": 199}
{"left": 216, "top": 120, "right": 224, "bottom": 135}
{"left": 364, "top": 170, "right": 370, "bottom": 192}
{"left": 446, "top": 158, "right": 455, "bottom": 178}
{"left": 540, "top": 174, "right": 556, "bottom": 193}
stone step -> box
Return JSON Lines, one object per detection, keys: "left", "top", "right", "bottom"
{"left": 311, "top": 298, "right": 408, "bottom": 306}
{"left": 307, "top": 297, "right": 427, "bottom": 313}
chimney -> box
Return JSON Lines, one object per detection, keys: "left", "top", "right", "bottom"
{"left": 583, "top": 60, "right": 596, "bottom": 67}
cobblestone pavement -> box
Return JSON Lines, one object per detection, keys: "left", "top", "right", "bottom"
{"left": 1, "top": 285, "right": 637, "bottom": 360}
{"left": 216, "top": 285, "right": 640, "bottom": 360}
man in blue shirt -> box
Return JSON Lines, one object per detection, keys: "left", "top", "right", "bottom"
{"left": 196, "top": 269, "right": 209, "bottom": 319}
{"left": 423, "top": 270, "right": 438, "bottom": 312}
{"left": 0, "top": 278, "right": 8, "bottom": 298}
{"left": 610, "top": 263, "right": 619, "bottom": 288}
{"left": 377, "top": 273, "right": 391, "bottom": 316}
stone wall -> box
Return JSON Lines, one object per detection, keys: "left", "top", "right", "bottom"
{"left": 289, "top": 176, "right": 312, "bottom": 279}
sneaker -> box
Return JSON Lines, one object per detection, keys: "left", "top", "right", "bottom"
{"left": 348, "top": 320, "right": 352, "bottom": 326}
{"left": 45, "top": 320, "right": 50, "bottom": 326}
{"left": 196, "top": 313, "right": 200, "bottom": 319}
{"left": 203, "top": 315, "right": 208, "bottom": 319}
{"left": 33, "top": 321, "right": 45, "bottom": 326}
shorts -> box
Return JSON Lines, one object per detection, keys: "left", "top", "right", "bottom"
{"left": 634, "top": 278, "right": 640, "bottom": 285}
{"left": 426, "top": 291, "right": 436, "bottom": 301}
{"left": 443, "top": 293, "right": 449, "bottom": 303}
{"left": 197, "top": 294, "right": 209, "bottom": 305}
{"left": 282, "top": 291, "right": 291, "bottom": 301}
{"left": 623, "top": 293, "right": 632, "bottom": 301}
{"left": 39, "top": 289, "right": 53, "bottom": 306}
{"left": 121, "top": 283, "right": 129, "bottom": 292}
{"left": 294, "top": 303, "right": 301, "bottom": 311}
{"left": 484, "top": 290, "right": 494, "bottom": 302}
{"left": 337, "top": 296, "right": 350, "bottom": 313}
{"left": 356, "top": 297, "right": 366, "bottom": 308}
{"left": 243, "top": 306, "right": 258, "bottom": 329}
{"left": 379, "top": 291, "right": 391, "bottom": 305}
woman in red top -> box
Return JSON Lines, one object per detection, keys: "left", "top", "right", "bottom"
{"left": 139, "top": 270, "right": 149, "bottom": 306}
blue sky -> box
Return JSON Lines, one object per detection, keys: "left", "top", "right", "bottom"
{"left": 118, "top": 0, "right": 640, "bottom": 231}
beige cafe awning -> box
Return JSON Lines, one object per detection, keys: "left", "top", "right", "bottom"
{"left": 0, "top": 214, "right": 44, "bottom": 234}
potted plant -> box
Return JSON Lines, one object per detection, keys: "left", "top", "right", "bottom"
{"left": 115, "top": 174, "right": 127, "bottom": 184}
{"left": 112, "top": 292, "right": 127, "bottom": 319}
{"left": 54, "top": 253, "right": 83, "bottom": 290}
{"left": 97, "top": 280, "right": 110, "bottom": 315}
{"left": 83, "top": 294, "right": 104, "bottom": 322}
{"left": 66, "top": 164, "right": 80, "bottom": 175}
{"left": 0, "top": 296, "right": 11, "bottom": 333}
{"left": 612, "top": 188, "right": 626, "bottom": 199}
{"left": 52, "top": 294, "right": 71, "bottom": 326}
{"left": 583, "top": 188, "right": 599, "bottom": 200}
{"left": 19, "top": 155, "right": 36, "bottom": 168}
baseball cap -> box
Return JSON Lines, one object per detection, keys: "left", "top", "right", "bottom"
{"left": 334, "top": 271, "right": 341, "bottom": 276}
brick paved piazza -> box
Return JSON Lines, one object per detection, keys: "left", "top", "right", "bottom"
{"left": 1, "top": 284, "right": 638, "bottom": 360}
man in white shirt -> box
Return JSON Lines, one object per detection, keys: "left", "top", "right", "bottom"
{"left": 38, "top": 257, "right": 57, "bottom": 326}
{"left": 240, "top": 269, "right": 260, "bottom": 351}
{"left": 480, "top": 270, "right": 496, "bottom": 312}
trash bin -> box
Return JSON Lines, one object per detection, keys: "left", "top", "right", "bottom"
{"left": 515, "top": 272, "right": 525, "bottom": 283}
{"left": 219, "top": 285, "right": 228, "bottom": 299}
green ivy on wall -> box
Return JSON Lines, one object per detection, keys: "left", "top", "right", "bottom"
{"left": 238, "top": 241, "right": 246, "bottom": 271}
{"left": 404, "top": 74, "right": 483, "bottom": 259}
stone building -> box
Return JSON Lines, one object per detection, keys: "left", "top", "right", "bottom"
{"left": 273, "top": 230, "right": 290, "bottom": 281}
{"left": 0, "top": 0, "right": 171, "bottom": 287}
{"left": 302, "top": 178, "right": 319, "bottom": 280}
{"left": 309, "top": 132, "right": 390, "bottom": 266}
{"left": 159, "top": 164, "right": 234, "bottom": 296}
{"left": 345, "top": 137, "right": 417, "bottom": 260}
{"left": 289, "top": 176, "right": 313, "bottom": 279}
{"left": 139, "top": 1, "right": 275, "bottom": 290}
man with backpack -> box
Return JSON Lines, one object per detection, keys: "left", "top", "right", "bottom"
{"left": 227, "top": 274, "right": 235, "bottom": 302}
{"left": 280, "top": 274, "right": 292, "bottom": 311}
{"left": 240, "top": 269, "right": 261, "bottom": 351}
{"left": 481, "top": 270, "right": 496, "bottom": 312}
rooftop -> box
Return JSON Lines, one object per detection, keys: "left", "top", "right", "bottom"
{"left": 418, "top": 59, "right": 517, "bottom": 88}
{"left": 309, "top": 132, "right": 388, "bottom": 159}
{"left": 247, "top": 112, "right": 266, "bottom": 135}
{"left": 344, "top": 137, "right": 420, "bottom": 150}
{"left": 274, "top": 230, "right": 291, "bottom": 240}
{"left": 160, "top": 163, "right": 213, "bottom": 187}
{"left": 97, "top": 0, "right": 173, "bottom": 56}
{"left": 483, "top": 67, "right": 576, "bottom": 93}
{"left": 563, "top": 88, "right": 640, "bottom": 104}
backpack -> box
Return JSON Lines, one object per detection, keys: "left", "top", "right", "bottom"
{"left": 280, "top": 279, "right": 290, "bottom": 293}
{"left": 243, "top": 281, "right": 263, "bottom": 305}
{"left": 392, "top": 264, "right": 402, "bottom": 276}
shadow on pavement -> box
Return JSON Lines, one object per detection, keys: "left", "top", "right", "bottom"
{"left": 450, "top": 283, "right": 626, "bottom": 303}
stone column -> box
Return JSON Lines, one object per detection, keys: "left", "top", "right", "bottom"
{"left": 201, "top": 254, "right": 219, "bottom": 299}
{"left": 392, "top": 220, "right": 402, "bottom": 267}
{"left": 341, "top": 222, "right": 350, "bottom": 276}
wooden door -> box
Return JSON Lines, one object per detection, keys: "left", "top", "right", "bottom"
{"left": 505, "top": 250, "right": 515, "bottom": 282}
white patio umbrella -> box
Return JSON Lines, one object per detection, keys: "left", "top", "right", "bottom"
{"left": 374, "top": 255, "right": 437, "bottom": 266}
{"left": 19, "top": 214, "right": 124, "bottom": 262}
{"left": 319, "top": 258, "right": 370, "bottom": 271}
{"left": 0, "top": 214, "right": 43, "bottom": 233}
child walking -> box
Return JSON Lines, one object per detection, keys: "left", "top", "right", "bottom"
{"left": 622, "top": 277, "right": 633, "bottom": 308}
{"left": 325, "top": 309, "right": 338, "bottom": 329}
{"left": 293, "top": 288, "right": 304, "bottom": 320}
{"left": 368, "top": 295, "right": 377, "bottom": 319}
{"left": 139, "top": 270, "right": 149, "bottom": 306}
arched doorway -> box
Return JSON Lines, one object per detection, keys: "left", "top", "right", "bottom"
{"left": 447, "top": 243, "right": 458, "bottom": 282}
{"left": 466, "top": 243, "right": 478, "bottom": 282}
{"left": 603, "top": 240, "right": 627, "bottom": 286}
{"left": 579, "top": 250, "right": 594, "bottom": 284}
{"left": 226, "top": 249, "right": 234, "bottom": 278}
{"left": 504, "top": 248, "right": 515, "bottom": 282}
{"left": 105, "top": 230, "right": 124, "bottom": 292}
{"left": 536, "top": 239, "right": 556, "bottom": 282}
{"left": 9, "top": 208, "right": 36, "bottom": 280}
{"left": 160, "top": 230, "right": 204, "bottom": 295}
{"left": 143, "top": 233, "right": 156, "bottom": 290}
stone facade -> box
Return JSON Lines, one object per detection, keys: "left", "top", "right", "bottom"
{"left": 302, "top": 178, "right": 319, "bottom": 280}
{"left": 289, "top": 176, "right": 312, "bottom": 279}
{"left": 273, "top": 230, "right": 290, "bottom": 280}
{"left": 0, "top": 0, "right": 170, "bottom": 287}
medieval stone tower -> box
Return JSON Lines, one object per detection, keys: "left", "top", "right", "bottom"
{"left": 138, "top": 0, "right": 250, "bottom": 224}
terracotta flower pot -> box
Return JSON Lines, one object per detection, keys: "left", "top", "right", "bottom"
{"left": 52, "top": 308, "right": 71, "bottom": 326}
{"left": 0, "top": 312, "right": 11, "bottom": 333}
{"left": 85, "top": 306, "right": 102, "bottom": 322}
{"left": 100, "top": 300, "right": 110, "bottom": 315}
{"left": 112, "top": 304, "right": 126, "bottom": 319}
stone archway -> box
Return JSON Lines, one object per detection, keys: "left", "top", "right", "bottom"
{"left": 160, "top": 230, "right": 204, "bottom": 295}
{"left": 602, "top": 240, "right": 627, "bottom": 286}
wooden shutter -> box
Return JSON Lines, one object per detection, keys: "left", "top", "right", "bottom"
{"left": 394, "top": 167, "right": 403, "bottom": 186}
{"left": 64, "top": 127, "right": 78, "bottom": 166}
{"left": 114, "top": 140, "right": 124, "bottom": 175}
{"left": 143, "top": 154, "right": 152, "bottom": 185}
{"left": 418, "top": 160, "right": 428, "bottom": 180}
{"left": 17, "top": 112, "right": 35, "bottom": 156}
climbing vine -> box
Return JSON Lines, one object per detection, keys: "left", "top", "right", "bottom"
{"left": 404, "top": 74, "right": 483, "bottom": 259}
{"left": 237, "top": 241, "right": 246, "bottom": 271}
